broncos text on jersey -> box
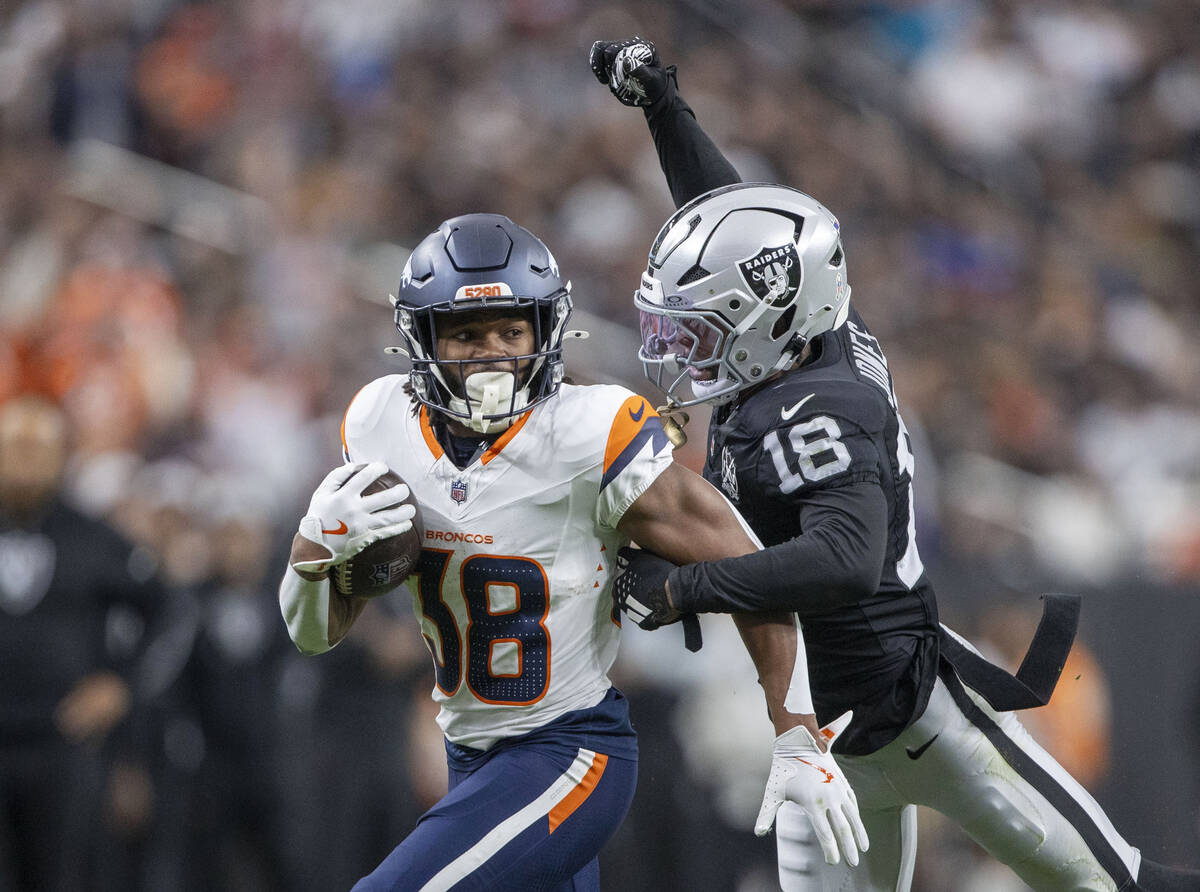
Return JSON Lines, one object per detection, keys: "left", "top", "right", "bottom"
{"left": 341, "top": 376, "right": 672, "bottom": 751}
{"left": 703, "top": 307, "right": 940, "bottom": 755}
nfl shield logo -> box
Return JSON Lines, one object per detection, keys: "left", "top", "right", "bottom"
{"left": 450, "top": 479, "right": 468, "bottom": 504}
{"left": 370, "top": 562, "right": 392, "bottom": 586}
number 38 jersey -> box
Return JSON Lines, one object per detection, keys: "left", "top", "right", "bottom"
{"left": 704, "top": 307, "right": 940, "bottom": 754}
{"left": 341, "top": 376, "right": 672, "bottom": 751}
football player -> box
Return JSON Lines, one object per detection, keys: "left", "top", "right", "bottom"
{"left": 278, "top": 213, "right": 867, "bottom": 891}
{"left": 591, "top": 38, "right": 1200, "bottom": 892}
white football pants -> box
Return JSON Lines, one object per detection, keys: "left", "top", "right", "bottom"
{"left": 776, "top": 664, "right": 1141, "bottom": 892}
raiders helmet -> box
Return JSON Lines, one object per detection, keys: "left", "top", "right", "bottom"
{"left": 391, "top": 213, "right": 572, "bottom": 432}
{"left": 636, "top": 183, "right": 850, "bottom": 407}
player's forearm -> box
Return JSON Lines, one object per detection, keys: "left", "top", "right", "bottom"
{"left": 733, "top": 611, "right": 820, "bottom": 739}
{"left": 279, "top": 566, "right": 335, "bottom": 654}
{"left": 644, "top": 70, "right": 741, "bottom": 207}
{"left": 669, "top": 482, "right": 887, "bottom": 617}
{"left": 279, "top": 565, "right": 367, "bottom": 654}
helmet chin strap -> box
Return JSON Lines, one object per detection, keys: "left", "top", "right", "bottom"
{"left": 448, "top": 371, "right": 529, "bottom": 434}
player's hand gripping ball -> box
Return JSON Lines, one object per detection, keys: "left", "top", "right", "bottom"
{"left": 329, "top": 470, "right": 423, "bottom": 599}
{"left": 291, "top": 462, "right": 423, "bottom": 599}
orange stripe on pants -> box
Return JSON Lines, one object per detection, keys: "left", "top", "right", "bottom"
{"left": 547, "top": 752, "right": 609, "bottom": 834}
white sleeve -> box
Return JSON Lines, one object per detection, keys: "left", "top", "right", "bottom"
{"left": 278, "top": 565, "right": 336, "bottom": 655}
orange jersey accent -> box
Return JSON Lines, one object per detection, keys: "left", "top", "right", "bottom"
{"left": 418, "top": 406, "right": 445, "bottom": 460}
{"left": 481, "top": 409, "right": 532, "bottom": 465}
{"left": 602, "top": 395, "right": 657, "bottom": 475}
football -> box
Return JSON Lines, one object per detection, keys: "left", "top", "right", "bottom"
{"left": 329, "top": 470, "right": 424, "bottom": 600}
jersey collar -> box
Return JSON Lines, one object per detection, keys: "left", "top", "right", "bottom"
{"left": 418, "top": 405, "right": 533, "bottom": 467}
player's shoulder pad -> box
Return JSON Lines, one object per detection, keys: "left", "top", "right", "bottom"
{"left": 742, "top": 372, "right": 888, "bottom": 438}
{"left": 551, "top": 383, "right": 671, "bottom": 472}
{"left": 340, "top": 374, "right": 411, "bottom": 460}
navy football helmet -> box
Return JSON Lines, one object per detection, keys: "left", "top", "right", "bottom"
{"left": 391, "top": 214, "right": 572, "bottom": 433}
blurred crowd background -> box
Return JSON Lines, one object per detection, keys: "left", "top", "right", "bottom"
{"left": 2, "top": 0, "right": 1199, "bottom": 889}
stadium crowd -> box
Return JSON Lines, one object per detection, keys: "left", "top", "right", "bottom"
{"left": 1, "top": 0, "right": 1198, "bottom": 889}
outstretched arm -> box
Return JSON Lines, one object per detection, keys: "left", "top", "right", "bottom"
{"left": 673, "top": 481, "right": 888, "bottom": 618}
{"left": 617, "top": 461, "right": 812, "bottom": 739}
{"left": 619, "top": 461, "right": 868, "bottom": 864}
{"left": 590, "top": 38, "right": 740, "bottom": 207}
{"left": 618, "top": 479, "right": 888, "bottom": 622}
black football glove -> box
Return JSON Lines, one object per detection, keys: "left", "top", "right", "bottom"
{"left": 613, "top": 546, "right": 677, "bottom": 628}
{"left": 589, "top": 37, "right": 672, "bottom": 107}
{"left": 613, "top": 546, "right": 702, "bottom": 651}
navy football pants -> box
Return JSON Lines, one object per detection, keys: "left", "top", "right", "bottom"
{"left": 351, "top": 741, "right": 636, "bottom": 891}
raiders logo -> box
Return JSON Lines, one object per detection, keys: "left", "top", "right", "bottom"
{"left": 737, "top": 243, "right": 801, "bottom": 308}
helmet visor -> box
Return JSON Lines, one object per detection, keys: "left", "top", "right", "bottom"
{"left": 638, "top": 310, "right": 725, "bottom": 371}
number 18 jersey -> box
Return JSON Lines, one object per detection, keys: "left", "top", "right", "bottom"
{"left": 341, "top": 376, "right": 673, "bottom": 750}
{"left": 703, "top": 308, "right": 940, "bottom": 754}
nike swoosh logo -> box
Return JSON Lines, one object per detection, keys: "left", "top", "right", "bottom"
{"left": 628, "top": 402, "right": 646, "bottom": 422}
{"left": 780, "top": 393, "right": 815, "bottom": 421}
{"left": 905, "top": 733, "right": 939, "bottom": 760}
{"left": 322, "top": 520, "right": 349, "bottom": 536}
{"left": 795, "top": 757, "right": 834, "bottom": 784}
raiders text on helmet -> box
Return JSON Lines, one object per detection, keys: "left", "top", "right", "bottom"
{"left": 636, "top": 183, "right": 850, "bottom": 407}
{"left": 392, "top": 214, "right": 572, "bottom": 433}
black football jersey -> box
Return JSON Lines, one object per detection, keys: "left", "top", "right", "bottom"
{"left": 0, "top": 501, "right": 164, "bottom": 740}
{"left": 702, "top": 307, "right": 940, "bottom": 754}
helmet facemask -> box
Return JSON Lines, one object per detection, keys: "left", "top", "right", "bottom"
{"left": 635, "top": 270, "right": 796, "bottom": 408}
{"left": 396, "top": 292, "right": 571, "bottom": 434}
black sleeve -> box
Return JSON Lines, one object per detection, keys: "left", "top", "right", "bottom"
{"left": 644, "top": 68, "right": 742, "bottom": 208}
{"left": 668, "top": 481, "right": 887, "bottom": 618}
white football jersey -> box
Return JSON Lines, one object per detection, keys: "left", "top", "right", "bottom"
{"left": 340, "top": 376, "right": 673, "bottom": 750}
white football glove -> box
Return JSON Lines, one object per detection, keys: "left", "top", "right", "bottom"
{"left": 292, "top": 462, "right": 415, "bottom": 574}
{"left": 754, "top": 711, "right": 869, "bottom": 867}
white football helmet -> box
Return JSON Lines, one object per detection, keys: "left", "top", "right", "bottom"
{"left": 635, "top": 183, "right": 851, "bottom": 407}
